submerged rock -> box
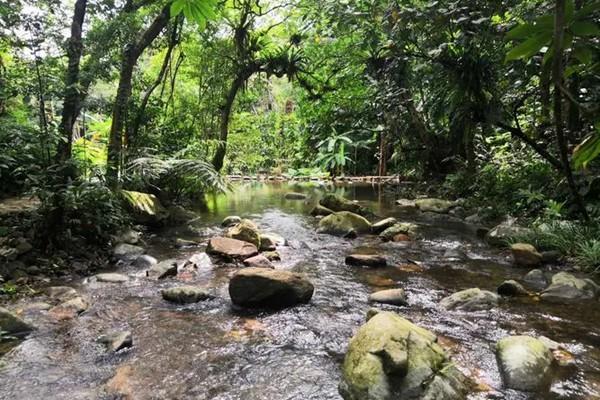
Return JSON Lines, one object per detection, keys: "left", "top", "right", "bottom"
{"left": 440, "top": 288, "right": 499, "bottom": 311}
{"left": 243, "top": 254, "right": 275, "bottom": 269}
{"left": 0, "top": 307, "right": 34, "bottom": 336}
{"left": 146, "top": 260, "right": 178, "bottom": 280}
{"left": 523, "top": 269, "right": 548, "bottom": 291}
{"left": 222, "top": 215, "right": 242, "bottom": 227}
{"left": 317, "top": 211, "right": 371, "bottom": 236}
{"left": 120, "top": 190, "right": 169, "bottom": 226}
{"left": 497, "top": 280, "right": 528, "bottom": 296}
{"left": 379, "top": 223, "right": 419, "bottom": 241}
{"left": 310, "top": 204, "right": 334, "bottom": 217}
{"left": 345, "top": 254, "right": 387, "bottom": 268}
{"left": 206, "top": 237, "right": 258, "bottom": 261}
{"left": 511, "top": 243, "right": 542, "bottom": 267}
{"left": 414, "top": 198, "right": 456, "bottom": 214}
{"left": 496, "top": 335, "right": 552, "bottom": 391}
{"left": 284, "top": 192, "right": 308, "bottom": 200}
{"left": 98, "top": 331, "right": 133, "bottom": 352}
{"left": 161, "top": 286, "right": 213, "bottom": 304}
{"left": 319, "top": 194, "right": 368, "bottom": 216}
{"left": 225, "top": 219, "right": 261, "bottom": 248}
{"left": 95, "top": 273, "right": 129, "bottom": 283}
{"left": 368, "top": 289, "right": 407, "bottom": 306}
{"left": 540, "top": 272, "right": 598, "bottom": 303}
{"left": 339, "top": 311, "right": 469, "bottom": 400}
{"left": 229, "top": 267, "right": 314, "bottom": 309}
{"left": 371, "top": 218, "right": 398, "bottom": 234}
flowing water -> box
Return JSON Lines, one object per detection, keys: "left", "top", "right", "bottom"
{"left": 1, "top": 182, "right": 599, "bottom": 400}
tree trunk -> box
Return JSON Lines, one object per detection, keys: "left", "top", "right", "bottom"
{"left": 55, "top": 0, "right": 87, "bottom": 167}
{"left": 212, "top": 73, "right": 246, "bottom": 172}
{"left": 552, "top": 0, "right": 588, "bottom": 219}
{"left": 106, "top": 5, "right": 170, "bottom": 187}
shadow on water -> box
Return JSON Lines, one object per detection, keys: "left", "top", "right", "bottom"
{"left": 0, "top": 182, "right": 599, "bottom": 399}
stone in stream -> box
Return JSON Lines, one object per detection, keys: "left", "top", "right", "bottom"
{"left": 523, "top": 269, "right": 548, "bottom": 291}
{"left": 259, "top": 233, "right": 286, "bottom": 251}
{"left": 540, "top": 272, "right": 599, "bottom": 304}
{"left": 167, "top": 205, "right": 197, "bottom": 223}
{"left": 46, "top": 286, "right": 79, "bottom": 301}
{"left": 222, "top": 215, "right": 242, "bottom": 227}
{"left": 496, "top": 335, "right": 552, "bottom": 391}
{"left": 485, "top": 221, "right": 532, "bottom": 247}
{"left": 345, "top": 254, "right": 387, "bottom": 268}
{"left": 183, "top": 253, "right": 213, "bottom": 270}
{"left": 0, "top": 307, "right": 34, "bottom": 336}
{"left": 113, "top": 243, "right": 144, "bottom": 261}
{"left": 174, "top": 238, "right": 197, "bottom": 248}
{"left": 319, "top": 194, "right": 368, "bottom": 216}
{"left": 414, "top": 198, "right": 456, "bottom": 214}
{"left": 262, "top": 251, "right": 281, "bottom": 262}
{"left": 317, "top": 211, "right": 371, "bottom": 236}
{"left": 370, "top": 217, "right": 398, "bottom": 234}
{"left": 49, "top": 296, "right": 89, "bottom": 320}
{"left": 95, "top": 273, "right": 129, "bottom": 283}
{"left": 98, "top": 331, "right": 133, "bottom": 352}
{"left": 379, "top": 223, "right": 419, "bottom": 241}
{"left": 541, "top": 250, "right": 562, "bottom": 264}
{"left": 146, "top": 260, "right": 178, "bottom": 280}
{"left": 497, "top": 280, "right": 529, "bottom": 296}
{"left": 161, "top": 286, "right": 213, "bottom": 304}
{"left": 114, "top": 229, "right": 141, "bottom": 245}
{"left": 368, "top": 288, "right": 407, "bottom": 306}
{"left": 310, "top": 204, "right": 334, "bottom": 217}
{"left": 339, "top": 311, "right": 469, "bottom": 400}
{"left": 243, "top": 254, "right": 274, "bottom": 269}
{"left": 206, "top": 237, "right": 258, "bottom": 261}
{"left": 440, "top": 288, "right": 499, "bottom": 311}
{"left": 225, "top": 219, "right": 261, "bottom": 248}
{"left": 511, "top": 243, "right": 542, "bottom": 267}
{"left": 395, "top": 199, "right": 417, "bottom": 211}
{"left": 284, "top": 192, "right": 308, "bottom": 200}
{"left": 228, "top": 267, "right": 314, "bottom": 309}
{"left": 134, "top": 254, "right": 158, "bottom": 269}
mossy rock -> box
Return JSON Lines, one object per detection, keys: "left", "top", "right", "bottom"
{"left": 320, "top": 194, "right": 369, "bottom": 216}
{"left": 121, "top": 190, "right": 168, "bottom": 226}
{"left": 225, "top": 219, "right": 261, "bottom": 248}
{"left": 317, "top": 211, "right": 372, "bottom": 236}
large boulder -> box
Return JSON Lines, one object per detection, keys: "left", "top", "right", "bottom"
{"left": 414, "top": 198, "right": 456, "bottom": 214}
{"left": 134, "top": 254, "right": 158, "bottom": 269}
{"left": 496, "top": 336, "right": 552, "bottom": 391}
{"left": 345, "top": 254, "right": 387, "bottom": 268}
{"left": 317, "top": 211, "right": 372, "bottom": 236}
{"left": 120, "top": 190, "right": 168, "bottom": 226}
{"left": 440, "top": 288, "right": 499, "bottom": 311}
{"left": 485, "top": 221, "right": 532, "bottom": 247}
{"left": 523, "top": 269, "right": 548, "bottom": 291}
{"left": 371, "top": 218, "right": 398, "bottom": 234}
{"left": 340, "top": 311, "right": 468, "bottom": 400}
{"left": 225, "top": 219, "right": 261, "bottom": 248}
{"left": 511, "top": 243, "right": 542, "bottom": 267}
{"left": 206, "top": 237, "right": 258, "bottom": 261}
{"left": 0, "top": 307, "right": 34, "bottom": 336}
{"left": 540, "top": 272, "right": 599, "bottom": 303}
{"left": 320, "top": 194, "right": 368, "bottom": 216}
{"left": 161, "top": 286, "right": 213, "bottom": 304}
{"left": 228, "top": 267, "right": 314, "bottom": 309}
{"left": 379, "top": 223, "right": 419, "bottom": 241}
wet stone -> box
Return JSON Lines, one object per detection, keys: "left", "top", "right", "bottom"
{"left": 161, "top": 286, "right": 213, "bottom": 304}
{"left": 95, "top": 273, "right": 129, "bottom": 283}
{"left": 98, "top": 331, "right": 133, "bottom": 352}
{"left": 147, "top": 260, "right": 178, "bottom": 280}
{"left": 497, "top": 280, "right": 528, "bottom": 297}
{"left": 345, "top": 254, "right": 387, "bottom": 268}
{"left": 368, "top": 288, "right": 408, "bottom": 306}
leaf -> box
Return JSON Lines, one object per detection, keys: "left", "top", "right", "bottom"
{"left": 170, "top": 0, "right": 185, "bottom": 17}
{"left": 572, "top": 44, "right": 593, "bottom": 64}
{"left": 506, "top": 23, "right": 538, "bottom": 40}
{"left": 505, "top": 32, "right": 552, "bottom": 61}
{"left": 570, "top": 21, "right": 600, "bottom": 36}
{"left": 575, "top": 2, "right": 600, "bottom": 18}
{"left": 574, "top": 133, "right": 600, "bottom": 169}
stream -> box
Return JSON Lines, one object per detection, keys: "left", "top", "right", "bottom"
{"left": 1, "top": 182, "right": 599, "bottom": 400}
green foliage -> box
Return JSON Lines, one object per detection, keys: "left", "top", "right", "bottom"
{"left": 573, "top": 122, "right": 600, "bottom": 169}
{"left": 576, "top": 239, "right": 600, "bottom": 273}
{"left": 171, "top": 0, "right": 218, "bottom": 28}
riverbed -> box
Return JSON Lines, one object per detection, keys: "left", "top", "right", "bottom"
{"left": 1, "top": 182, "right": 599, "bottom": 400}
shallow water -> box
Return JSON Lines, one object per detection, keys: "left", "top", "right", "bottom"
{"left": 1, "top": 182, "right": 599, "bottom": 400}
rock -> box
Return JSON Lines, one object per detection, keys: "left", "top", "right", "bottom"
{"left": 98, "top": 331, "right": 133, "bottom": 352}
{"left": 49, "top": 296, "right": 89, "bottom": 318}
{"left": 319, "top": 194, "right": 368, "bottom": 216}
{"left": 523, "top": 269, "right": 548, "bottom": 291}
{"left": 243, "top": 254, "right": 274, "bottom": 269}
{"left": 392, "top": 234, "right": 411, "bottom": 242}
{"left": 379, "top": 223, "right": 419, "bottom": 241}
{"left": 206, "top": 237, "right": 258, "bottom": 261}
{"left": 146, "top": 260, "right": 178, "bottom": 280}
{"left": 47, "top": 286, "right": 79, "bottom": 301}
{"left": 497, "top": 280, "right": 528, "bottom": 296}
{"left": 167, "top": 205, "right": 196, "bottom": 223}
{"left": 161, "top": 286, "right": 213, "bottom": 304}
{"left": 14, "top": 238, "right": 33, "bottom": 256}
{"left": 310, "top": 204, "right": 334, "bottom": 217}
{"left": 24, "top": 302, "right": 52, "bottom": 311}
{"left": 414, "top": 198, "right": 456, "bottom": 214}
{"left": 345, "top": 254, "right": 387, "bottom": 268}
{"left": 259, "top": 233, "right": 285, "bottom": 251}
{"left": 134, "top": 255, "right": 157, "bottom": 269}
{"left": 174, "top": 238, "right": 197, "bottom": 248}
{"left": 496, "top": 335, "right": 552, "bottom": 391}
{"left": 368, "top": 289, "right": 407, "bottom": 306}
{"left": 371, "top": 218, "right": 398, "bottom": 234}
{"left": 511, "top": 243, "right": 542, "bottom": 267}
{"left": 284, "top": 192, "right": 307, "bottom": 200}
{"left": 95, "top": 273, "right": 129, "bottom": 283}
{"left": 339, "top": 311, "right": 468, "bottom": 400}
{"left": 440, "top": 288, "right": 499, "bottom": 311}
{"left": 114, "top": 229, "right": 141, "bottom": 245}
{"left": 225, "top": 219, "right": 261, "bottom": 248}
{"left": 485, "top": 222, "right": 532, "bottom": 246}
{"left": 395, "top": 199, "right": 417, "bottom": 211}
{"left": 113, "top": 243, "right": 144, "bottom": 261}
{"left": 262, "top": 251, "right": 281, "bottom": 261}
{"left": 120, "top": 190, "right": 169, "bottom": 226}
{"left": 464, "top": 213, "right": 483, "bottom": 224}
{"left": 183, "top": 253, "right": 213, "bottom": 269}
{"left": 0, "top": 307, "right": 34, "bottom": 336}
{"left": 541, "top": 250, "right": 561, "bottom": 264}
{"left": 228, "top": 267, "right": 314, "bottom": 309}
{"left": 540, "top": 272, "right": 598, "bottom": 303}
{"left": 222, "top": 215, "right": 242, "bottom": 227}
{"left": 0, "top": 246, "right": 17, "bottom": 260}
{"left": 317, "top": 211, "right": 371, "bottom": 236}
